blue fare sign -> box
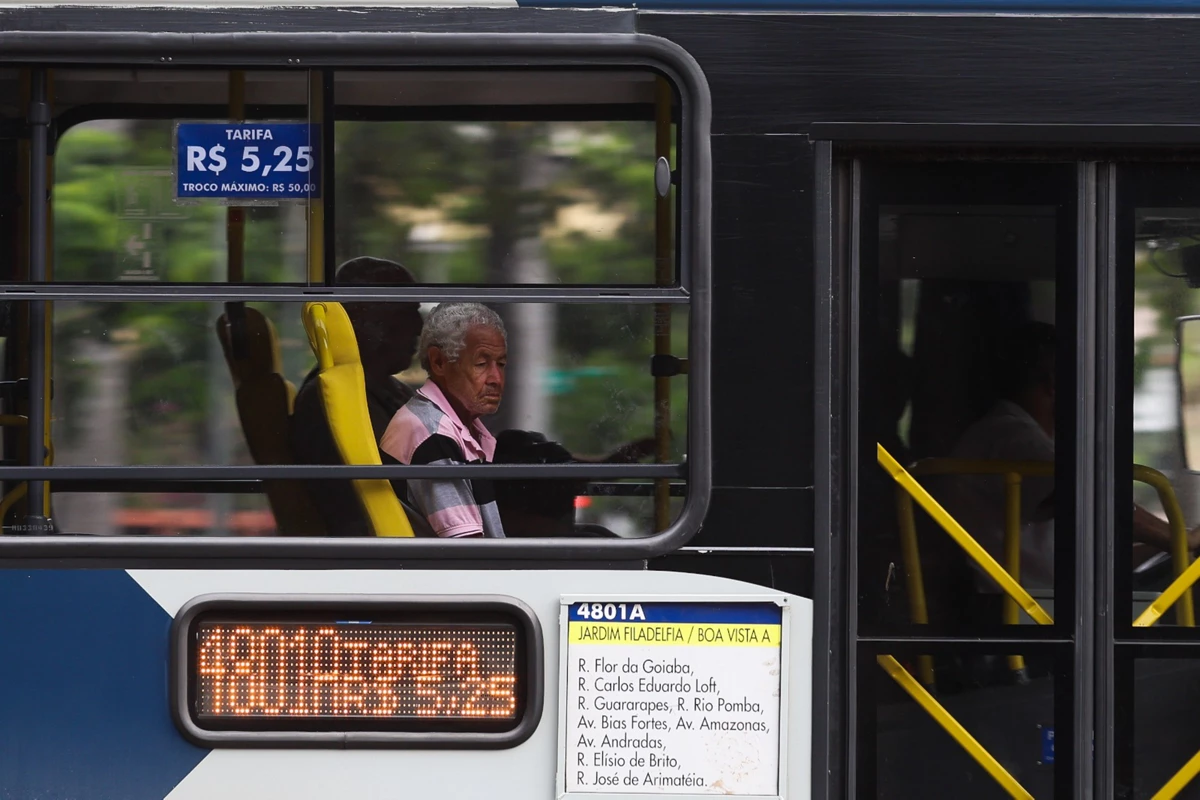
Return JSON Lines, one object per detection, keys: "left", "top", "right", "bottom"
{"left": 175, "top": 122, "right": 320, "bottom": 202}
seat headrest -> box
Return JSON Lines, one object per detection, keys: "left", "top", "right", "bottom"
{"left": 302, "top": 302, "right": 361, "bottom": 372}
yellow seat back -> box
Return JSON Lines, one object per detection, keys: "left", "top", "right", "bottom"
{"left": 216, "top": 306, "right": 324, "bottom": 535}
{"left": 301, "top": 301, "right": 415, "bottom": 538}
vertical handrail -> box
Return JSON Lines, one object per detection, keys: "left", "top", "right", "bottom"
{"left": 896, "top": 457, "right": 1193, "bottom": 629}
{"left": 652, "top": 76, "right": 672, "bottom": 532}
{"left": 882, "top": 445, "right": 1054, "bottom": 625}
{"left": 10, "top": 69, "right": 28, "bottom": 528}
{"left": 894, "top": 489, "right": 935, "bottom": 686}
{"left": 24, "top": 67, "right": 50, "bottom": 533}
{"left": 307, "top": 70, "right": 325, "bottom": 286}
{"left": 226, "top": 71, "right": 245, "bottom": 284}
{"left": 1003, "top": 473, "right": 1028, "bottom": 677}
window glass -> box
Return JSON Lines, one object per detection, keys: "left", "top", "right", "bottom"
{"left": 51, "top": 70, "right": 674, "bottom": 287}
{"left": 19, "top": 66, "right": 690, "bottom": 540}
{"left": 334, "top": 119, "right": 666, "bottom": 286}
{"left": 858, "top": 161, "right": 1076, "bottom": 636}
{"left": 49, "top": 301, "right": 685, "bottom": 465}
{"left": 38, "top": 299, "right": 686, "bottom": 536}
{"left": 39, "top": 294, "right": 686, "bottom": 537}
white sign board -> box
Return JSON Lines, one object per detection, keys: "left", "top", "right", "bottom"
{"left": 558, "top": 598, "right": 787, "bottom": 798}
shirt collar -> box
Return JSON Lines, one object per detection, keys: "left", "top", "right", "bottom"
{"left": 417, "top": 380, "right": 497, "bottom": 461}
{"left": 993, "top": 399, "right": 1053, "bottom": 444}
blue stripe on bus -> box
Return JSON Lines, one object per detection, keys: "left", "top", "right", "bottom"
{"left": 0, "top": 570, "right": 208, "bottom": 800}
{"left": 567, "top": 601, "right": 782, "bottom": 624}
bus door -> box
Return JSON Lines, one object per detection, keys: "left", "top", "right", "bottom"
{"left": 854, "top": 158, "right": 1074, "bottom": 799}
{"left": 844, "top": 152, "right": 1200, "bottom": 798}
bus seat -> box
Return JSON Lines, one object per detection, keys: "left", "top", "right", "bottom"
{"left": 216, "top": 306, "right": 324, "bottom": 535}
{"left": 300, "top": 301, "right": 419, "bottom": 538}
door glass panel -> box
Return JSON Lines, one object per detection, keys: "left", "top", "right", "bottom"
{"left": 866, "top": 645, "right": 1066, "bottom": 800}
{"left": 856, "top": 159, "right": 1077, "bottom": 797}
{"left": 1117, "top": 164, "right": 1200, "bottom": 798}
{"left": 859, "top": 161, "right": 1077, "bottom": 637}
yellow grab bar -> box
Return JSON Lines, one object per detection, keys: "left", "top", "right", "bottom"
{"left": 0, "top": 415, "right": 52, "bottom": 531}
{"left": 1133, "top": 464, "right": 1194, "bottom": 627}
{"left": 877, "top": 655, "right": 1035, "bottom": 800}
{"left": 1136, "top": 554, "right": 1200, "bottom": 627}
{"left": 0, "top": 483, "right": 26, "bottom": 525}
{"left": 307, "top": 70, "right": 324, "bottom": 285}
{"left": 1003, "top": 472, "right": 1026, "bottom": 675}
{"left": 892, "top": 455, "right": 1052, "bottom": 680}
{"left": 895, "top": 455, "right": 1192, "bottom": 629}
{"left": 879, "top": 444, "right": 1053, "bottom": 625}
{"left": 1143, "top": 471, "right": 1200, "bottom": 799}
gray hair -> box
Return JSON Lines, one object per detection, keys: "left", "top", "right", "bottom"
{"left": 418, "top": 303, "right": 507, "bottom": 371}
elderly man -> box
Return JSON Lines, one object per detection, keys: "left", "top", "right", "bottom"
{"left": 380, "top": 303, "right": 508, "bottom": 539}
{"left": 290, "top": 256, "right": 423, "bottom": 536}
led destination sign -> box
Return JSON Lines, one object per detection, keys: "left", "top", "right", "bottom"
{"left": 191, "top": 619, "right": 520, "bottom": 726}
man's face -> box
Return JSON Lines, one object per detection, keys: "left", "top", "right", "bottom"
{"left": 433, "top": 325, "right": 507, "bottom": 420}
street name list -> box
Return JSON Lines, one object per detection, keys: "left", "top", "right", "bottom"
{"left": 563, "top": 601, "right": 784, "bottom": 796}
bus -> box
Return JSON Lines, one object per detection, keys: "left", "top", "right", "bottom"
{"left": 4, "top": 2, "right": 1200, "bottom": 799}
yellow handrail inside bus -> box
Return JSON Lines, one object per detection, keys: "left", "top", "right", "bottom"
{"left": 0, "top": 415, "right": 52, "bottom": 531}
{"left": 890, "top": 452, "right": 1196, "bottom": 685}
{"left": 880, "top": 444, "right": 1054, "bottom": 625}
{"left": 301, "top": 301, "right": 414, "bottom": 538}
{"left": 1133, "top": 464, "right": 1195, "bottom": 627}
{"left": 892, "top": 454, "right": 1194, "bottom": 630}
{"left": 894, "top": 457, "right": 1054, "bottom": 683}
{"left": 1151, "top": 744, "right": 1200, "bottom": 799}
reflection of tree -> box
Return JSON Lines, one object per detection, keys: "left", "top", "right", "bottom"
{"left": 334, "top": 120, "right": 684, "bottom": 458}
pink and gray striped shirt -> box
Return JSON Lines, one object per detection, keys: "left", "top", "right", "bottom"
{"left": 379, "top": 381, "right": 505, "bottom": 538}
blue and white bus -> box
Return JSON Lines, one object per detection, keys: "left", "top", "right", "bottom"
{"left": 6, "top": 2, "right": 1200, "bottom": 799}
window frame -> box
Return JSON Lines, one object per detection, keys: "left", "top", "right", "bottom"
{"left": 813, "top": 139, "right": 1108, "bottom": 800}
{"left": 0, "top": 31, "right": 712, "bottom": 561}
